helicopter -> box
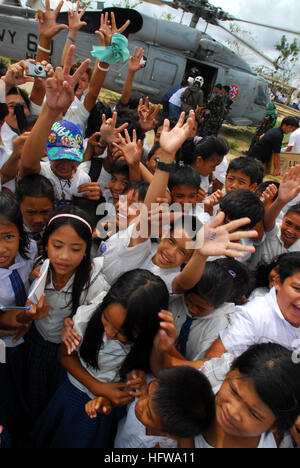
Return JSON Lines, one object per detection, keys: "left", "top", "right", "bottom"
{"left": 0, "top": 0, "right": 299, "bottom": 126}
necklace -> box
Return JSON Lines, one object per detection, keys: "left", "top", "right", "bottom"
{"left": 58, "top": 178, "right": 71, "bottom": 202}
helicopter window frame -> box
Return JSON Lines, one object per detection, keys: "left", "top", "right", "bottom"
{"left": 150, "top": 58, "right": 179, "bottom": 86}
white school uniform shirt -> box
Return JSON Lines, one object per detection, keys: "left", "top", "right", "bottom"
{"left": 35, "top": 257, "right": 109, "bottom": 344}
{"left": 68, "top": 290, "right": 132, "bottom": 399}
{"left": 63, "top": 97, "right": 90, "bottom": 135}
{"left": 220, "top": 287, "right": 300, "bottom": 357}
{"left": 170, "top": 296, "right": 235, "bottom": 361}
{"left": 194, "top": 353, "right": 277, "bottom": 448}
{"left": 287, "top": 127, "right": 300, "bottom": 153}
{"left": 114, "top": 374, "right": 177, "bottom": 449}
{"left": 39, "top": 161, "right": 91, "bottom": 206}
{"left": 249, "top": 222, "right": 300, "bottom": 271}
{"left": 213, "top": 157, "right": 228, "bottom": 186}
{"left": 100, "top": 224, "right": 181, "bottom": 296}
{"left": 80, "top": 154, "right": 111, "bottom": 192}
{"left": 0, "top": 240, "right": 38, "bottom": 347}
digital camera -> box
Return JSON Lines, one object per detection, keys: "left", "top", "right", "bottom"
{"left": 26, "top": 63, "right": 46, "bottom": 78}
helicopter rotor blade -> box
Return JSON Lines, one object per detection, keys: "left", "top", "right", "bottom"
{"left": 218, "top": 24, "right": 276, "bottom": 68}
{"left": 229, "top": 17, "right": 300, "bottom": 37}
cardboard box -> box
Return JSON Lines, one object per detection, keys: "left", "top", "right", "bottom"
{"left": 280, "top": 152, "right": 300, "bottom": 175}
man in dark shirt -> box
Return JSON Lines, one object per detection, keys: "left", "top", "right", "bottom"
{"left": 247, "top": 116, "right": 299, "bottom": 176}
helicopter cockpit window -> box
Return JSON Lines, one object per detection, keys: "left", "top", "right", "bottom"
{"left": 151, "top": 59, "right": 178, "bottom": 85}
{"left": 255, "top": 85, "right": 268, "bottom": 106}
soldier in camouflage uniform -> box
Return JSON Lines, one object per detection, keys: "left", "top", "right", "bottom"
{"left": 201, "top": 84, "right": 225, "bottom": 137}
{"left": 247, "top": 102, "right": 278, "bottom": 152}
{"left": 222, "top": 85, "right": 233, "bottom": 122}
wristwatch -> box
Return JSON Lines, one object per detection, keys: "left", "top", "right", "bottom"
{"left": 156, "top": 159, "right": 177, "bottom": 173}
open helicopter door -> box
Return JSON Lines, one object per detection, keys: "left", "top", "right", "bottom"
{"left": 184, "top": 59, "right": 218, "bottom": 102}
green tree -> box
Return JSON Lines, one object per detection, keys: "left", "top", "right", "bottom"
{"left": 273, "top": 35, "right": 300, "bottom": 87}
{"left": 70, "top": 0, "right": 92, "bottom": 8}
{"left": 112, "top": 0, "right": 142, "bottom": 8}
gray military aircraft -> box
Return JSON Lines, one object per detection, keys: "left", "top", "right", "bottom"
{"left": 0, "top": 0, "right": 299, "bottom": 125}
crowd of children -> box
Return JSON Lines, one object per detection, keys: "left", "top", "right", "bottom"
{"left": 0, "top": 3, "right": 300, "bottom": 449}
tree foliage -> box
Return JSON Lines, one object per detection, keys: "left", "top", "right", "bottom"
{"left": 272, "top": 35, "right": 300, "bottom": 86}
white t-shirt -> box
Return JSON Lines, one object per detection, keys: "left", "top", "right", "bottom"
{"left": 169, "top": 87, "right": 187, "bottom": 107}
{"left": 64, "top": 97, "right": 90, "bottom": 135}
{"left": 39, "top": 160, "right": 91, "bottom": 206}
{"left": 249, "top": 222, "right": 300, "bottom": 271}
{"left": 0, "top": 240, "right": 38, "bottom": 347}
{"left": 220, "top": 287, "right": 300, "bottom": 357}
{"left": 213, "top": 157, "right": 228, "bottom": 186}
{"left": 35, "top": 257, "right": 109, "bottom": 344}
{"left": 114, "top": 375, "right": 177, "bottom": 449}
{"left": 171, "top": 297, "right": 235, "bottom": 360}
{"left": 100, "top": 224, "right": 180, "bottom": 295}
{"left": 81, "top": 155, "right": 111, "bottom": 192}
{"left": 68, "top": 290, "right": 132, "bottom": 399}
{"left": 287, "top": 127, "right": 300, "bottom": 153}
{"left": 195, "top": 353, "right": 277, "bottom": 448}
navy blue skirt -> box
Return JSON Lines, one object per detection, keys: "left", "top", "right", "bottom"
{"left": 0, "top": 344, "right": 29, "bottom": 428}
{"left": 0, "top": 427, "right": 12, "bottom": 448}
{"left": 24, "top": 325, "right": 66, "bottom": 421}
{"left": 33, "top": 376, "right": 126, "bottom": 448}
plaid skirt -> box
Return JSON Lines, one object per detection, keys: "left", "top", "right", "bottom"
{"left": 24, "top": 325, "right": 66, "bottom": 422}
{"left": 33, "top": 376, "right": 125, "bottom": 448}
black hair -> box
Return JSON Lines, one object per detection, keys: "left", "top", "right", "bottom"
{"left": 16, "top": 174, "right": 55, "bottom": 205}
{"left": 223, "top": 85, "right": 230, "bottom": 93}
{"left": 147, "top": 142, "right": 160, "bottom": 161}
{"left": 216, "top": 83, "right": 223, "bottom": 90}
{"left": 79, "top": 269, "right": 169, "bottom": 378}
{"left": 231, "top": 343, "right": 300, "bottom": 432}
{"left": 129, "top": 181, "right": 149, "bottom": 202}
{"left": 6, "top": 87, "right": 31, "bottom": 112}
{"left": 0, "top": 192, "right": 30, "bottom": 259}
{"left": 154, "top": 116, "right": 177, "bottom": 134}
{"left": 214, "top": 257, "right": 253, "bottom": 304}
{"left": 152, "top": 366, "right": 214, "bottom": 438}
{"left": 277, "top": 252, "right": 300, "bottom": 284}
{"left": 116, "top": 109, "right": 144, "bottom": 141}
{"left": 286, "top": 203, "right": 300, "bottom": 217}
{"left": 178, "top": 136, "right": 229, "bottom": 166}
{"left": 227, "top": 157, "right": 264, "bottom": 186}
{"left": 0, "top": 103, "right": 8, "bottom": 121}
{"left": 126, "top": 92, "right": 145, "bottom": 111}
{"left": 110, "top": 160, "right": 130, "bottom": 180}
{"left": 186, "top": 260, "right": 234, "bottom": 308}
{"left": 169, "top": 214, "right": 203, "bottom": 243}
{"left": 253, "top": 255, "right": 283, "bottom": 290}
{"left": 0, "top": 61, "right": 7, "bottom": 77}
{"left": 42, "top": 206, "right": 93, "bottom": 317}
{"left": 84, "top": 101, "right": 113, "bottom": 139}
{"left": 169, "top": 166, "right": 201, "bottom": 191}
{"left": 255, "top": 181, "right": 280, "bottom": 201}
{"left": 281, "top": 116, "right": 299, "bottom": 128}
{"left": 220, "top": 189, "right": 265, "bottom": 229}
{"left": 70, "top": 61, "right": 92, "bottom": 81}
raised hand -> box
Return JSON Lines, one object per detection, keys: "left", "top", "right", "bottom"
{"left": 159, "top": 111, "right": 195, "bottom": 159}
{"left": 278, "top": 164, "right": 300, "bottom": 204}
{"left": 112, "top": 129, "right": 143, "bottom": 166}
{"left": 138, "top": 97, "right": 161, "bottom": 133}
{"left": 196, "top": 211, "right": 258, "bottom": 258}
{"left": 100, "top": 112, "right": 128, "bottom": 145}
{"left": 95, "top": 11, "right": 130, "bottom": 46}
{"left": 35, "top": 0, "right": 68, "bottom": 40}
{"left": 67, "top": 1, "right": 87, "bottom": 33}
{"left": 128, "top": 47, "right": 145, "bottom": 74}
{"left": 45, "top": 45, "right": 90, "bottom": 114}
